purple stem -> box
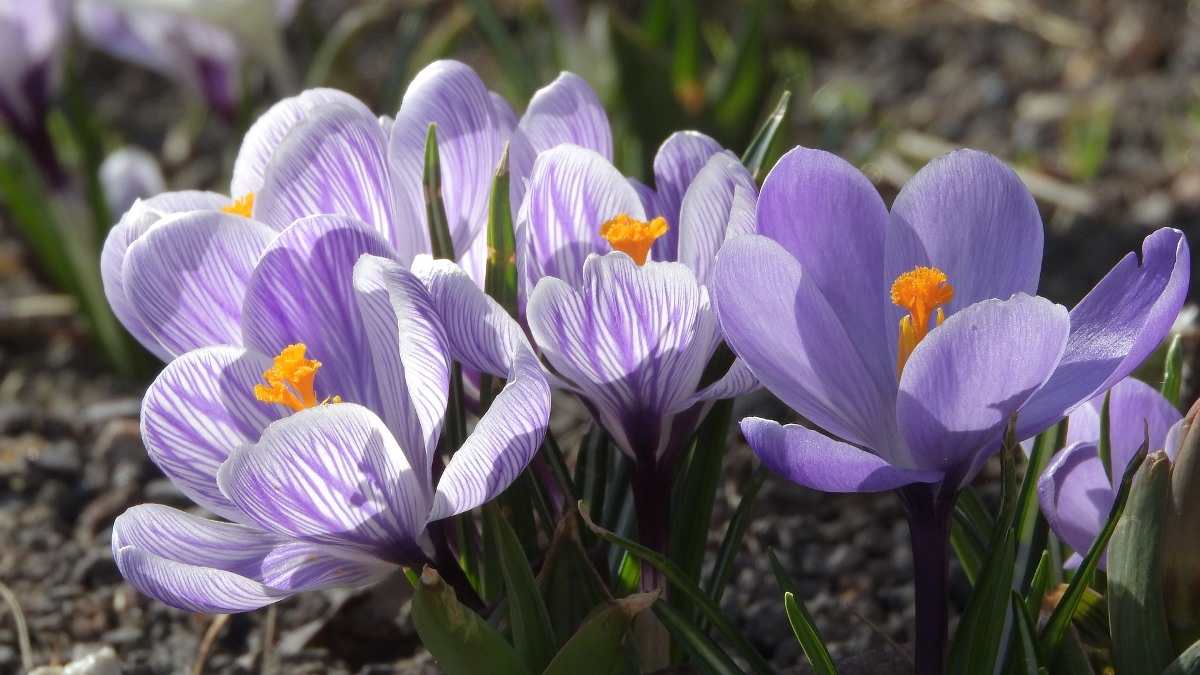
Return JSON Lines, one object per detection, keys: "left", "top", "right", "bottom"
{"left": 901, "top": 484, "right": 954, "bottom": 675}
{"left": 631, "top": 460, "right": 670, "bottom": 594}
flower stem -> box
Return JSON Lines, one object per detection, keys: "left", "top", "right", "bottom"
{"left": 902, "top": 484, "right": 953, "bottom": 675}
{"left": 631, "top": 461, "right": 670, "bottom": 594}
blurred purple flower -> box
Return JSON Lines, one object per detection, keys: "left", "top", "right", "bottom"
{"left": 100, "top": 146, "right": 165, "bottom": 216}
{"left": 0, "top": 0, "right": 71, "bottom": 184}
{"left": 1038, "top": 377, "right": 1182, "bottom": 569}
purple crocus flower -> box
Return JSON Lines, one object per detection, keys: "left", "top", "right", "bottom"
{"left": 100, "top": 146, "right": 165, "bottom": 217}
{"left": 1038, "top": 377, "right": 1183, "bottom": 569}
{"left": 712, "top": 147, "right": 1189, "bottom": 674}
{"left": 0, "top": 0, "right": 70, "bottom": 184}
{"left": 111, "top": 222, "right": 550, "bottom": 613}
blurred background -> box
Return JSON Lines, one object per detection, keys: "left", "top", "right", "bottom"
{"left": 0, "top": 0, "right": 1197, "bottom": 672}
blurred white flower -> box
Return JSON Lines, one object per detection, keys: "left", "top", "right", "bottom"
{"left": 100, "top": 147, "right": 165, "bottom": 217}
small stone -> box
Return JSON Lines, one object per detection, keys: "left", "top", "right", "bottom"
{"left": 63, "top": 646, "right": 122, "bottom": 675}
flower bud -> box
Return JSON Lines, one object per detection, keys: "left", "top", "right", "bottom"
{"left": 1161, "top": 398, "right": 1200, "bottom": 648}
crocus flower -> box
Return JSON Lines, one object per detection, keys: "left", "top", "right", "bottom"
{"left": 110, "top": 219, "right": 550, "bottom": 613}
{"left": 100, "top": 146, "right": 165, "bottom": 217}
{"left": 1038, "top": 377, "right": 1183, "bottom": 568}
{"left": 0, "top": 0, "right": 70, "bottom": 184}
{"left": 74, "top": 0, "right": 299, "bottom": 120}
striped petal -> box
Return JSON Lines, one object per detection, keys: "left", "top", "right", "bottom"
{"left": 123, "top": 210, "right": 276, "bottom": 357}
{"left": 217, "top": 403, "right": 431, "bottom": 562}
{"left": 353, "top": 255, "right": 451, "bottom": 491}
{"left": 241, "top": 214, "right": 396, "bottom": 409}
{"left": 686, "top": 357, "right": 759, "bottom": 405}
{"left": 114, "top": 547, "right": 286, "bottom": 614}
{"left": 676, "top": 151, "right": 757, "bottom": 284}
{"left": 255, "top": 102, "right": 413, "bottom": 256}
{"left": 649, "top": 131, "right": 722, "bottom": 261}
{"left": 232, "top": 87, "right": 373, "bottom": 197}
{"left": 142, "top": 346, "right": 279, "bottom": 521}
{"left": 527, "top": 253, "right": 720, "bottom": 459}
{"left": 389, "top": 60, "right": 507, "bottom": 286}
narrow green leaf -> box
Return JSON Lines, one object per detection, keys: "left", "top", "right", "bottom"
{"left": 463, "top": 0, "right": 535, "bottom": 99}
{"left": 1099, "top": 391, "right": 1114, "bottom": 481}
{"left": 704, "top": 467, "right": 767, "bottom": 602}
{"left": 578, "top": 424, "right": 610, "bottom": 526}
{"left": 537, "top": 515, "right": 612, "bottom": 641}
{"left": 304, "top": 2, "right": 395, "bottom": 88}
{"left": 1070, "top": 587, "right": 1110, "bottom": 647}
{"left": 947, "top": 532, "right": 1016, "bottom": 675}
{"left": 740, "top": 89, "right": 791, "bottom": 181}
{"left": 1013, "top": 419, "right": 1067, "bottom": 592}
{"left": 484, "top": 504, "right": 557, "bottom": 673}
{"left": 1163, "top": 636, "right": 1200, "bottom": 675}
{"left": 652, "top": 601, "right": 743, "bottom": 675}
{"left": 485, "top": 144, "right": 517, "bottom": 315}
{"left": 1008, "top": 592, "right": 1040, "bottom": 675}
{"left": 1108, "top": 450, "right": 1174, "bottom": 675}
{"left": 608, "top": 13, "right": 686, "bottom": 154}
{"left": 540, "top": 432, "right": 578, "bottom": 506}
{"left": 711, "top": 1, "right": 767, "bottom": 138}
{"left": 670, "top": 0, "right": 702, "bottom": 114}
{"left": 409, "top": 566, "right": 531, "bottom": 675}
{"left": 1025, "top": 551, "right": 1051, "bottom": 621}
{"left": 670, "top": 398, "right": 734, "bottom": 597}
{"left": 1038, "top": 445, "right": 1148, "bottom": 662}
{"left": 1162, "top": 333, "right": 1184, "bottom": 408}
{"left": 423, "top": 123, "right": 456, "bottom": 260}
{"left": 768, "top": 550, "right": 836, "bottom": 675}
{"left": 951, "top": 516, "right": 986, "bottom": 586}
{"left": 543, "top": 592, "right": 658, "bottom": 675}
{"left": 580, "top": 505, "right": 774, "bottom": 675}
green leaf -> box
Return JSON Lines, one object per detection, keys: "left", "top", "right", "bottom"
{"left": 768, "top": 550, "right": 836, "bottom": 675}
{"left": 484, "top": 503, "right": 558, "bottom": 673}
{"left": 1070, "top": 587, "right": 1110, "bottom": 647}
{"left": 1099, "top": 391, "right": 1114, "bottom": 481}
{"left": 463, "top": 0, "right": 535, "bottom": 100}
{"left": 704, "top": 467, "right": 767, "bottom": 602}
{"left": 740, "top": 89, "right": 791, "bottom": 181}
{"left": 578, "top": 424, "right": 610, "bottom": 527}
{"left": 485, "top": 144, "right": 518, "bottom": 314}
{"left": 408, "top": 566, "right": 531, "bottom": 675}
{"left": 1008, "top": 592, "right": 1040, "bottom": 675}
{"left": 1162, "top": 333, "right": 1184, "bottom": 408}
{"left": 1038, "top": 444, "right": 1148, "bottom": 662}
{"left": 537, "top": 515, "right": 613, "bottom": 642}
{"left": 711, "top": 1, "right": 767, "bottom": 139}
{"left": 1013, "top": 419, "right": 1067, "bottom": 592}
{"left": 1025, "top": 551, "right": 1052, "bottom": 621}
{"left": 579, "top": 505, "right": 773, "bottom": 675}
{"left": 951, "top": 516, "right": 986, "bottom": 586}
{"left": 608, "top": 12, "right": 686, "bottom": 158}
{"left": 1108, "top": 451, "right": 1175, "bottom": 675}
{"left": 423, "top": 123, "right": 456, "bottom": 260}
{"left": 947, "top": 531, "right": 1016, "bottom": 675}
{"left": 670, "top": 398, "right": 734, "bottom": 603}
{"left": 652, "top": 601, "right": 743, "bottom": 675}
{"left": 542, "top": 592, "right": 657, "bottom": 675}
{"left": 1163, "top": 636, "right": 1200, "bottom": 675}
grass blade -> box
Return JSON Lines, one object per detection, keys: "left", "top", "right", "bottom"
{"left": 704, "top": 467, "right": 767, "bottom": 603}
{"left": 653, "top": 601, "right": 742, "bottom": 675}
{"left": 740, "top": 89, "right": 791, "bottom": 180}
{"left": 1162, "top": 333, "right": 1183, "bottom": 408}
{"left": 484, "top": 504, "right": 558, "bottom": 673}
{"left": 769, "top": 550, "right": 837, "bottom": 675}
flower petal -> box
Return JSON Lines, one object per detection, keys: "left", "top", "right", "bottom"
{"left": 142, "top": 346, "right": 280, "bottom": 521}
{"left": 217, "top": 403, "right": 430, "bottom": 561}
{"left": 1066, "top": 377, "right": 1182, "bottom": 478}
{"left": 255, "top": 102, "right": 411, "bottom": 255}
{"left": 389, "top": 60, "right": 507, "bottom": 284}
{"left": 232, "top": 87, "right": 373, "bottom": 197}
{"left": 754, "top": 146, "right": 894, "bottom": 396}
{"left": 1037, "top": 441, "right": 1113, "bottom": 566}
{"left": 112, "top": 504, "right": 283, "bottom": 574}
{"left": 649, "top": 131, "right": 722, "bottom": 261}
{"left": 123, "top": 210, "right": 276, "bottom": 357}
{"left": 713, "top": 234, "right": 898, "bottom": 452}
{"left": 897, "top": 294, "right": 1069, "bottom": 477}
{"left": 1017, "top": 228, "right": 1190, "bottom": 439}
{"left": 686, "top": 357, "right": 759, "bottom": 405}
{"left": 100, "top": 147, "right": 165, "bottom": 218}
{"left": 353, "top": 255, "right": 451, "bottom": 491}
{"left": 742, "top": 418, "right": 942, "bottom": 493}
{"left": 676, "top": 151, "right": 757, "bottom": 284}
{"left": 114, "top": 546, "right": 286, "bottom": 614}
{"left": 517, "top": 144, "right": 644, "bottom": 299}
{"left": 101, "top": 190, "right": 230, "bottom": 360}
{"left": 527, "top": 253, "right": 719, "bottom": 458}
{"left": 241, "top": 214, "right": 396, "bottom": 408}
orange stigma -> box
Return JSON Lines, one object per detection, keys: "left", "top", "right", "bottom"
{"left": 222, "top": 192, "right": 255, "bottom": 218}
{"left": 253, "top": 343, "right": 341, "bottom": 412}
{"left": 891, "top": 266, "right": 954, "bottom": 375}
{"left": 599, "top": 214, "right": 668, "bottom": 266}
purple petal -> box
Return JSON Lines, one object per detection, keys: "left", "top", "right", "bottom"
{"left": 389, "top": 60, "right": 507, "bottom": 285}
{"left": 217, "top": 403, "right": 431, "bottom": 561}
{"left": 0, "top": 0, "right": 69, "bottom": 127}
{"left": 521, "top": 72, "right": 612, "bottom": 159}
{"left": 897, "top": 295, "right": 1070, "bottom": 477}
{"left": 742, "top": 418, "right": 942, "bottom": 493}
{"left": 754, "top": 146, "right": 895, "bottom": 398}
{"left": 686, "top": 358, "right": 759, "bottom": 405}
{"left": 1017, "top": 228, "right": 1190, "bottom": 439}
{"left": 101, "top": 190, "right": 230, "bottom": 360}
{"left": 527, "top": 253, "right": 719, "bottom": 459}
{"left": 1066, "top": 377, "right": 1182, "bottom": 478}
{"left": 713, "top": 235, "right": 898, "bottom": 453}
{"left": 241, "top": 214, "right": 395, "bottom": 408}
{"left": 255, "top": 102, "right": 412, "bottom": 256}
{"left": 885, "top": 150, "right": 1044, "bottom": 316}
{"left": 1037, "top": 441, "right": 1113, "bottom": 567}
{"left": 123, "top": 211, "right": 276, "bottom": 357}
{"left": 431, "top": 346, "right": 550, "bottom": 519}
{"left": 114, "top": 546, "right": 286, "bottom": 614}
{"left": 649, "top": 131, "right": 722, "bottom": 261}
{"left": 142, "top": 346, "right": 280, "bottom": 521}
{"left": 353, "top": 255, "right": 451, "bottom": 491}
{"left": 232, "top": 88, "right": 373, "bottom": 197}
{"left": 517, "top": 144, "right": 644, "bottom": 300}
{"left": 676, "top": 151, "right": 757, "bottom": 284}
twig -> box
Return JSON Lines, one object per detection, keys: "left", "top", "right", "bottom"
{"left": 259, "top": 605, "right": 278, "bottom": 675}
{"left": 0, "top": 580, "right": 33, "bottom": 672}
{"left": 191, "top": 613, "right": 231, "bottom": 675}
{"left": 848, "top": 605, "right": 913, "bottom": 665}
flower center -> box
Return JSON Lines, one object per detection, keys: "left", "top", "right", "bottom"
{"left": 253, "top": 343, "right": 341, "bottom": 412}
{"left": 599, "top": 214, "right": 668, "bottom": 266}
{"left": 222, "top": 192, "right": 255, "bottom": 218}
{"left": 891, "top": 266, "right": 954, "bottom": 375}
